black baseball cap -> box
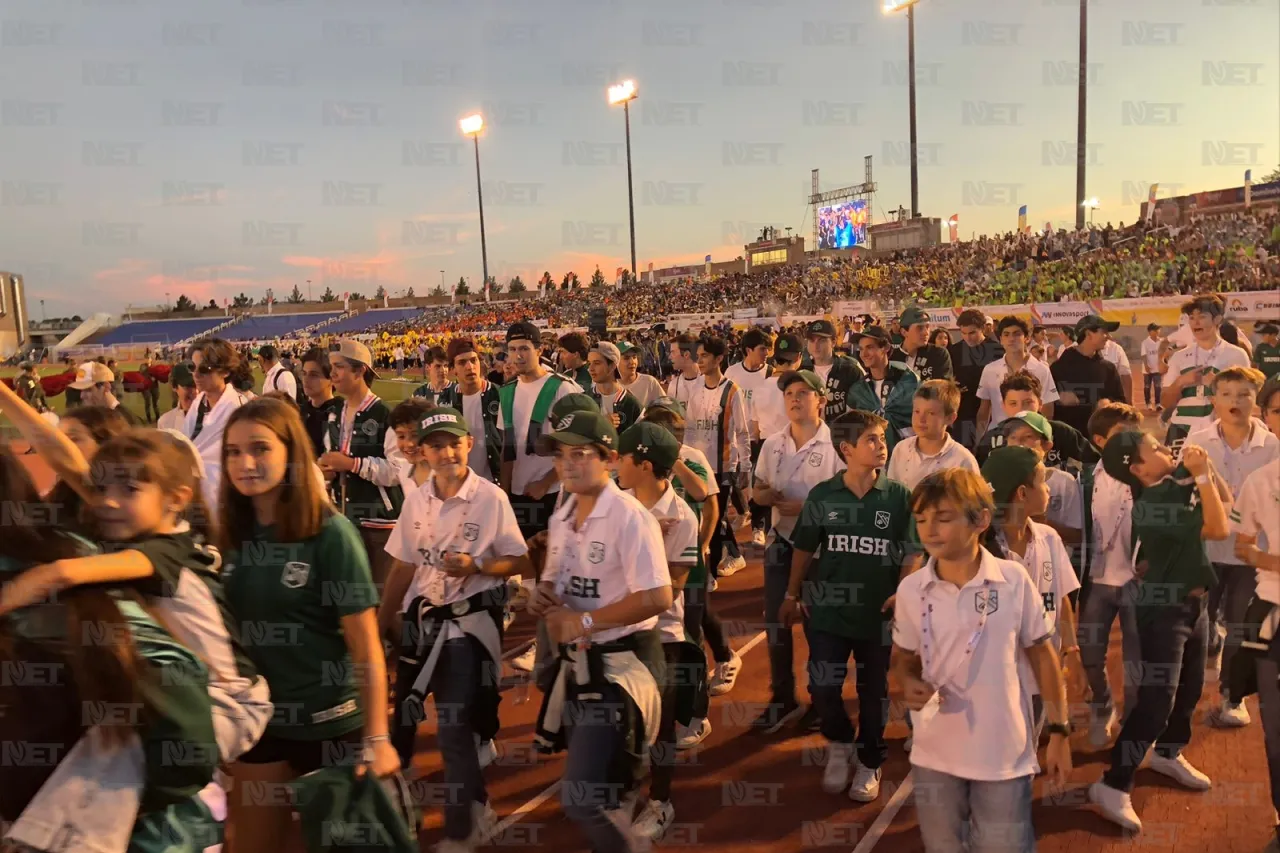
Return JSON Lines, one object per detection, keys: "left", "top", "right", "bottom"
{"left": 1101, "top": 430, "right": 1148, "bottom": 489}
{"left": 1259, "top": 323, "right": 1279, "bottom": 335}
{"left": 806, "top": 319, "right": 837, "bottom": 338}
{"left": 1074, "top": 314, "right": 1120, "bottom": 337}
{"left": 774, "top": 333, "right": 803, "bottom": 362}
{"left": 899, "top": 305, "right": 930, "bottom": 328}
{"left": 507, "top": 321, "right": 541, "bottom": 343}
{"left": 853, "top": 326, "right": 892, "bottom": 345}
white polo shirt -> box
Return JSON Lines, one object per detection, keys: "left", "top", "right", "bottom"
{"left": 1164, "top": 338, "right": 1250, "bottom": 436}
{"left": 1003, "top": 521, "right": 1080, "bottom": 650}
{"left": 496, "top": 372, "right": 582, "bottom": 495}
{"left": 725, "top": 361, "right": 774, "bottom": 439}
{"left": 1090, "top": 464, "right": 1135, "bottom": 587}
{"left": 893, "top": 548, "right": 1051, "bottom": 781}
{"left": 977, "top": 355, "right": 1059, "bottom": 428}
{"left": 1141, "top": 336, "right": 1163, "bottom": 374}
{"left": 1045, "top": 467, "right": 1083, "bottom": 532}
{"left": 1190, "top": 419, "right": 1280, "bottom": 565}
{"left": 545, "top": 479, "right": 672, "bottom": 644}
{"left": 264, "top": 363, "right": 297, "bottom": 399}
{"left": 1102, "top": 339, "right": 1131, "bottom": 378}
{"left": 631, "top": 485, "right": 699, "bottom": 644}
{"left": 887, "top": 434, "right": 980, "bottom": 491}
{"left": 667, "top": 372, "right": 701, "bottom": 407}
{"left": 1231, "top": 458, "right": 1280, "bottom": 605}
{"left": 621, "top": 373, "right": 665, "bottom": 409}
{"left": 751, "top": 377, "right": 790, "bottom": 441}
{"left": 385, "top": 470, "right": 528, "bottom": 637}
{"left": 754, "top": 422, "right": 844, "bottom": 542}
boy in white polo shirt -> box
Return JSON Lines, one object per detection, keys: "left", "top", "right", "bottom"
{"left": 379, "top": 407, "right": 533, "bottom": 851}
{"left": 751, "top": 370, "right": 844, "bottom": 733}
{"left": 617, "top": 422, "right": 700, "bottom": 842}
{"left": 888, "top": 379, "right": 980, "bottom": 491}
{"left": 892, "top": 468, "right": 1071, "bottom": 853}
{"left": 1002, "top": 412, "right": 1084, "bottom": 552}
{"left": 976, "top": 315, "right": 1059, "bottom": 436}
{"left": 1191, "top": 366, "right": 1280, "bottom": 726}
{"left": 1230, "top": 375, "right": 1280, "bottom": 846}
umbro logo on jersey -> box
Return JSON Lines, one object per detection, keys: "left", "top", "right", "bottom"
{"left": 827, "top": 511, "right": 840, "bottom": 521}
{"left": 875, "top": 511, "right": 890, "bottom": 529}
{"left": 281, "top": 561, "right": 310, "bottom": 589}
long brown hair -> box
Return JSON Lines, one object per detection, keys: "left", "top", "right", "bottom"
{"left": 0, "top": 446, "right": 141, "bottom": 748}
{"left": 91, "top": 430, "right": 215, "bottom": 542}
{"left": 218, "top": 397, "right": 330, "bottom": 550}
{"left": 196, "top": 338, "right": 253, "bottom": 391}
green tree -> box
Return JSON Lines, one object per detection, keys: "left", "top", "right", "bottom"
{"left": 206, "top": 299, "right": 218, "bottom": 309}
{"left": 349, "top": 291, "right": 366, "bottom": 301}
{"left": 320, "top": 286, "right": 336, "bottom": 302}
{"left": 431, "top": 284, "right": 446, "bottom": 297}
{"left": 561, "top": 272, "right": 573, "bottom": 290}
{"left": 489, "top": 277, "right": 503, "bottom": 294}
{"left": 508, "top": 275, "right": 527, "bottom": 294}
{"left": 174, "top": 294, "right": 195, "bottom": 311}
{"left": 1262, "top": 165, "right": 1280, "bottom": 183}
{"left": 288, "top": 284, "right": 304, "bottom": 303}
{"left": 589, "top": 266, "right": 607, "bottom": 289}
{"left": 455, "top": 277, "right": 470, "bottom": 296}
{"left": 406, "top": 286, "right": 415, "bottom": 298}
{"left": 375, "top": 285, "right": 387, "bottom": 300}
{"left": 232, "top": 293, "right": 252, "bottom": 308}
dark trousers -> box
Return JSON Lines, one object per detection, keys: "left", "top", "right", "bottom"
{"left": 650, "top": 644, "right": 682, "bottom": 803}
{"left": 747, "top": 440, "right": 770, "bottom": 535}
{"left": 1209, "top": 562, "right": 1257, "bottom": 699}
{"left": 143, "top": 388, "right": 159, "bottom": 421}
{"left": 1103, "top": 595, "right": 1208, "bottom": 792}
{"left": 392, "top": 633, "right": 490, "bottom": 841}
{"left": 1256, "top": 657, "right": 1280, "bottom": 817}
{"left": 358, "top": 525, "right": 394, "bottom": 591}
{"left": 684, "top": 580, "right": 730, "bottom": 668}
{"left": 679, "top": 586, "right": 712, "bottom": 718}
{"left": 808, "top": 628, "right": 891, "bottom": 770}
{"left": 764, "top": 538, "right": 809, "bottom": 705}
{"left": 708, "top": 475, "right": 742, "bottom": 575}
{"left": 510, "top": 492, "right": 560, "bottom": 545}
{"left": 561, "top": 683, "right": 643, "bottom": 853}
{"left": 1143, "top": 373, "right": 1162, "bottom": 406}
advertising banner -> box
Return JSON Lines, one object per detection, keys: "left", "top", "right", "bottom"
{"left": 733, "top": 307, "right": 759, "bottom": 319}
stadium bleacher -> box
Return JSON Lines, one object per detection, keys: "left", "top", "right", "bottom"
{"left": 323, "top": 307, "right": 425, "bottom": 334}
{"left": 221, "top": 312, "right": 340, "bottom": 341}
{"left": 94, "top": 317, "right": 229, "bottom": 346}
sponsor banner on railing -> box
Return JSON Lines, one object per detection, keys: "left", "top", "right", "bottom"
{"left": 831, "top": 300, "right": 879, "bottom": 318}
{"left": 1029, "top": 301, "right": 1102, "bottom": 326}
{"left": 733, "top": 307, "right": 759, "bottom": 319}
{"left": 1223, "top": 291, "right": 1280, "bottom": 320}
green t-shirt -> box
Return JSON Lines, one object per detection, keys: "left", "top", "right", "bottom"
{"left": 675, "top": 453, "right": 710, "bottom": 586}
{"left": 792, "top": 473, "right": 918, "bottom": 641}
{"left": 222, "top": 512, "right": 378, "bottom": 740}
{"left": 1132, "top": 465, "right": 1217, "bottom": 613}
{"left": 1254, "top": 342, "right": 1280, "bottom": 380}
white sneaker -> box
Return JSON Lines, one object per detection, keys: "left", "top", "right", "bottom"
{"left": 848, "top": 762, "right": 882, "bottom": 803}
{"left": 675, "top": 717, "right": 712, "bottom": 749}
{"left": 751, "top": 529, "right": 767, "bottom": 548}
{"left": 718, "top": 554, "right": 746, "bottom": 577}
{"left": 822, "top": 743, "right": 854, "bottom": 794}
{"left": 632, "top": 799, "right": 674, "bottom": 841}
{"left": 1212, "top": 700, "right": 1251, "bottom": 728}
{"left": 1089, "top": 707, "right": 1118, "bottom": 749}
{"left": 1146, "top": 752, "right": 1211, "bottom": 791}
{"left": 708, "top": 575, "right": 719, "bottom": 592}
{"left": 509, "top": 643, "right": 536, "bottom": 673}
{"left": 468, "top": 800, "right": 498, "bottom": 845}
{"left": 475, "top": 735, "right": 497, "bottom": 769}
{"left": 733, "top": 512, "right": 751, "bottom": 532}
{"left": 1088, "top": 782, "right": 1142, "bottom": 832}
{"left": 708, "top": 653, "right": 742, "bottom": 696}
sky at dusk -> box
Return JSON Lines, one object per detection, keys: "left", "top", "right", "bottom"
{"left": 0, "top": 0, "right": 1276, "bottom": 316}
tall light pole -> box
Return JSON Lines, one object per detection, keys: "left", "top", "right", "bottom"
{"left": 607, "top": 79, "right": 639, "bottom": 277}
{"left": 1075, "top": 0, "right": 1088, "bottom": 231}
{"left": 1083, "top": 197, "right": 1099, "bottom": 226}
{"left": 884, "top": 0, "right": 922, "bottom": 219}
{"left": 460, "top": 113, "right": 489, "bottom": 293}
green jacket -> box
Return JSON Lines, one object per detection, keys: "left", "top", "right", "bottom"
{"left": 847, "top": 362, "right": 919, "bottom": 456}
{"left": 325, "top": 396, "right": 405, "bottom": 525}
{"left": 816, "top": 355, "right": 868, "bottom": 422}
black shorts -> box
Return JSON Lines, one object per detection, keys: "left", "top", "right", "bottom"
{"left": 236, "top": 729, "right": 363, "bottom": 775}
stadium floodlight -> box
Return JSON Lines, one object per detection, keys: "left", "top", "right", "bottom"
{"left": 882, "top": 0, "right": 922, "bottom": 217}
{"left": 1082, "top": 197, "right": 1099, "bottom": 225}
{"left": 607, "top": 80, "right": 639, "bottom": 277}
{"left": 459, "top": 113, "right": 489, "bottom": 291}
{"left": 607, "top": 79, "right": 638, "bottom": 106}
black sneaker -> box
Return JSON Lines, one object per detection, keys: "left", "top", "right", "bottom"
{"left": 751, "top": 701, "right": 803, "bottom": 734}
{"left": 797, "top": 704, "right": 822, "bottom": 733}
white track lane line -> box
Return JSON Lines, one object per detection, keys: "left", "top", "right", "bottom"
{"left": 849, "top": 771, "right": 913, "bottom": 853}
{"left": 486, "top": 630, "right": 769, "bottom": 839}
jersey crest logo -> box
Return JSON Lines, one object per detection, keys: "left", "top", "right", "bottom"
{"left": 1042, "top": 561, "right": 1054, "bottom": 584}
{"left": 875, "top": 511, "right": 890, "bottom": 529}
{"left": 488, "top": 399, "right": 500, "bottom": 416}
{"left": 808, "top": 452, "right": 824, "bottom": 467}
{"left": 463, "top": 523, "right": 480, "bottom": 542}
{"left": 281, "top": 561, "right": 311, "bottom": 589}
{"left": 975, "top": 589, "right": 999, "bottom": 615}
{"left": 588, "top": 541, "right": 606, "bottom": 564}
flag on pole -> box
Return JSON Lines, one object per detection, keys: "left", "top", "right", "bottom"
{"left": 1244, "top": 170, "right": 1253, "bottom": 209}
{"left": 1017, "top": 205, "right": 1028, "bottom": 234}
{"left": 382, "top": 291, "right": 389, "bottom": 308}
{"left": 343, "top": 291, "right": 350, "bottom": 310}
{"left": 223, "top": 298, "right": 229, "bottom": 316}
{"left": 1145, "top": 183, "right": 1159, "bottom": 225}
{"left": 615, "top": 267, "right": 623, "bottom": 288}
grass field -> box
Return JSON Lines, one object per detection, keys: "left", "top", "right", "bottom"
{"left": 0, "top": 361, "right": 427, "bottom": 430}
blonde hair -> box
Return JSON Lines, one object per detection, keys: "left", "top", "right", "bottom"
{"left": 911, "top": 468, "right": 995, "bottom": 527}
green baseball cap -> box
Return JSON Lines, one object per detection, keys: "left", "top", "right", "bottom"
{"left": 899, "top": 305, "right": 930, "bottom": 328}
{"left": 617, "top": 422, "right": 680, "bottom": 470}
{"left": 777, "top": 369, "right": 826, "bottom": 395}
{"left": 1074, "top": 314, "right": 1120, "bottom": 338}
{"left": 535, "top": 410, "right": 619, "bottom": 456}
{"left": 643, "top": 396, "right": 686, "bottom": 419}
{"left": 1101, "top": 429, "right": 1148, "bottom": 490}
{"left": 170, "top": 362, "right": 196, "bottom": 388}
{"left": 1007, "top": 410, "right": 1053, "bottom": 442}
{"left": 550, "top": 393, "right": 600, "bottom": 423}
{"left": 982, "top": 446, "right": 1043, "bottom": 504}
{"left": 416, "top": 407, "right": 471, "bottom": 439}
{"left": 618, "top": 341, "right": 639, "bottom": 356}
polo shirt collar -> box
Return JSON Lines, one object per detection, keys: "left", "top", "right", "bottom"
{"left": 422, "top": 468, "right": 481, "bottom": 504}
{"left": 914, "top": 434, "right": 955, "bottom": 460}
{"left": 787, "top": 422, "right": 832, "bottom": 454}
{"left": 921, "top": 547, "right": 1009, "bottom": 591}
{"left": 650, "top": 483, "right": 682, "bottom": 518}
{"left": 555, "top": 478, "right": 622, "bottom": 523}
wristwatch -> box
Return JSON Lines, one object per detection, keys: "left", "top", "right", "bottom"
{"left": 1046, "top": 721, "right": 1071, "bottom": 737}
{"left": 580, "top": 612, "right": 595, "bottom": 637}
